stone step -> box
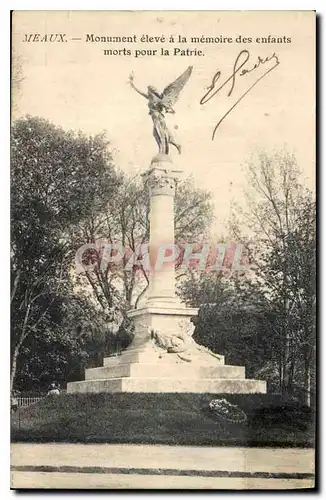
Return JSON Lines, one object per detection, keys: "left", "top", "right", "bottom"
{"left": 103, "top": 350, "right": 225, "bottom": 367}
{"left": 68, "top": 377, "right": 266, "bottom": 394}
{"left": 85, "top": 363, "right": 245, "bottom": 381}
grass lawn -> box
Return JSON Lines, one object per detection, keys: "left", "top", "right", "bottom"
{"left": 11, "top": 392, "right": 315, "bottom": 447}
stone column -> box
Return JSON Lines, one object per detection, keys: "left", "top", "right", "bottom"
{"left": 145, "top": 154, "right": 182, "bottom": 307}
{"left": 125, "top": 154, "right": 197, "bottom": 353}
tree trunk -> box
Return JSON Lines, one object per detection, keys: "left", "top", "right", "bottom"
{"left": 281, "top": 280, "right": 291, "bottom": 397}
{"left": 303, "top": 355, "right": 311, "bottom": 406}
{"left": 11, "top": 303, "right": 31, "bottom": 393}
{"left": 278, "top": 357, "right": 283, "bottom": 393}
{"left": 10, "top": 345, "right": 20, "bottom": 394}
{"left": 11, "top": 270, "right": 21, "bottom": 304}
{"left": 135, "top": 282, "right": 149, "bottom": 309}
{"left": 281, "top": 234, "right": 291, "bottom": 398}
{"left": 288, "top": 357, "right": 295, "bottom": 396}
{"left": 281, "top": 329, "right": 290, "bottom": 397}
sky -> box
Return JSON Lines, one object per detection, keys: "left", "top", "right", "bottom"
{"left": 12, "top": 10, "right": 315, "bottom": 236}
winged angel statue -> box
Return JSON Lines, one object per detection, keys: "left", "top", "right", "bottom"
{"left": 129, "top": 66, "right": 193, "bottom": 155}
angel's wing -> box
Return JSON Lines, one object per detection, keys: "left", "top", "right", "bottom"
{"left": 161, "top": 66, "right": 193, "bottom": 107}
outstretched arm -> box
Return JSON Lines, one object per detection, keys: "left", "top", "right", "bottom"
{"left": 129, "top": 73, "right": 148, "bottom": 99}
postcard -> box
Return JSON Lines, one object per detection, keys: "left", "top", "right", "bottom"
{"left": 11, "top": 10, "right": 316, "bottom": 490}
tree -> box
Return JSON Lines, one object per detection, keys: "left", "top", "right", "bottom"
{"left": 179, "top": 272, "right": 275, "bottom": 381}
{"left": 179, "top": 150, "right": 315, "bottom": 402}
{"left": 11, "top": 116, "right": 120, "bottom": 391}
{"left": 230, "top": 150, "right": 316, "bottom": 400}
{"left": 264, "top": 197, "right": 316, "bottom": 401}
{"left": 14, "top": 292, "right": 125, "bottom": 391}
{"left": 74, "top": 173, "right": 214, "bottom": 318}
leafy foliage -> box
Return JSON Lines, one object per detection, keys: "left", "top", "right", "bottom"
{"left": 181, "top": 150, "right": 316, "bottom": 403}
{"left": 11, "top": 116, "right": 120, "bottom": 390}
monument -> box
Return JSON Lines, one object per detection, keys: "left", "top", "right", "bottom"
{"left": 67, "top": 67, "right": 266, "bottom": 394}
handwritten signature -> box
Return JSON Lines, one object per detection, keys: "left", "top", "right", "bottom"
{"left": 200, "top": 50, "right": 280, "bottom": 139}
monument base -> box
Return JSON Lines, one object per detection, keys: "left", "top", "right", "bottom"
{"left": 67, "top": 303, "right": 266, "bottom": 395}
{"left": 67, "top": 378, "right": 266, "bottom": 394}
{"left": 67, "top": 343, "right": 267, "bottom": 395}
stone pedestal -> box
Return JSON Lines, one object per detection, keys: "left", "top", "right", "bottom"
{"left": 67, "top": 154, "right": 266, "bottom": 395}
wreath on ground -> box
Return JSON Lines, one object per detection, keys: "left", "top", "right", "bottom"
{"left": 209, "top": 398, "right": 247, "bottom": 423}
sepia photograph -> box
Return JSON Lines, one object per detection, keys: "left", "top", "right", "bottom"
{"left": 10, "top": 10, "right": 316, "bottom": 490}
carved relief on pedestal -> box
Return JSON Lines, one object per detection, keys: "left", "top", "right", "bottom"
{"left": 150, "top": 318, "right": 223, "bottom": 364}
